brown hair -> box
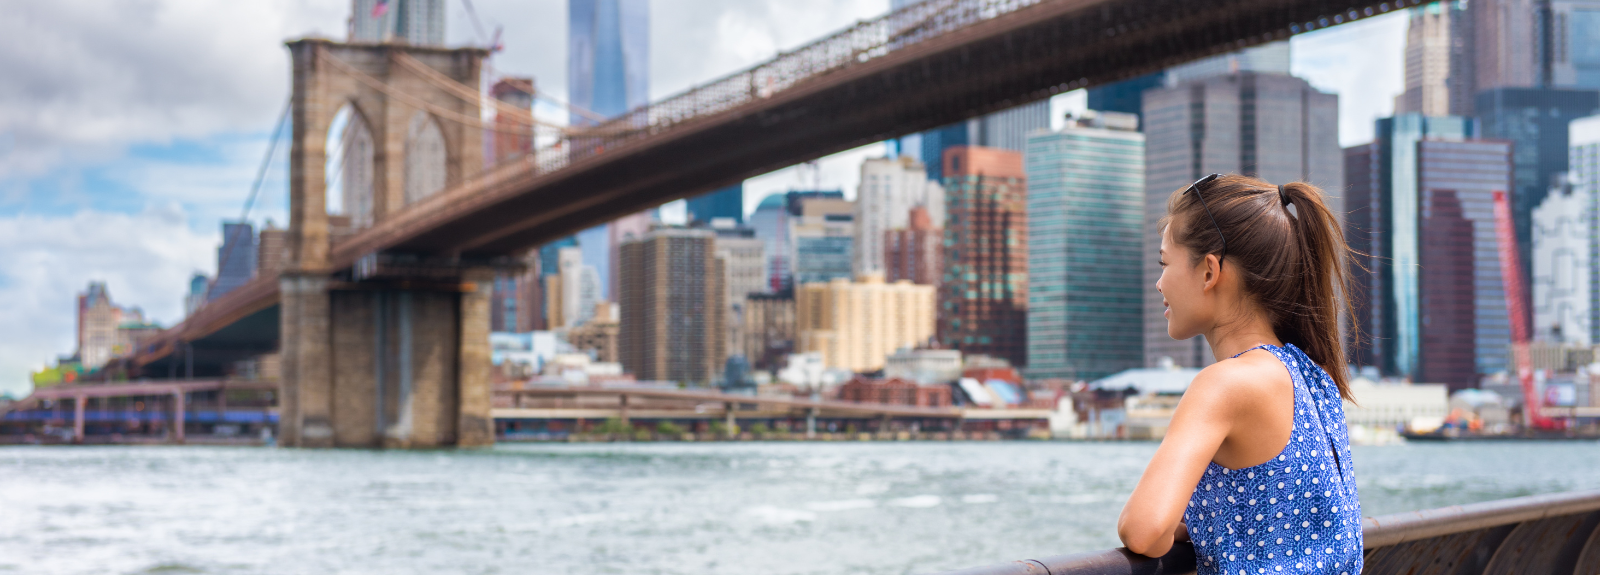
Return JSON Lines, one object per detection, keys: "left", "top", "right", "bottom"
{"left": 1162, "top": 174, "right": 1355, "bottom": 401}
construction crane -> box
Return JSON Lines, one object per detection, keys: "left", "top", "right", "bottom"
{"left": 1492, "top": 190, "right": 1564, "bottom": 431}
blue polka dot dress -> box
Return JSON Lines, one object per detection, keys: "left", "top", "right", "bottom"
{"left": 1184, "top": 343, "right": 1362, "bottom": 575}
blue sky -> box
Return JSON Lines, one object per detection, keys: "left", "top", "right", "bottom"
{"left": 0, "top": 1, "right": 1407, "bottom": 398}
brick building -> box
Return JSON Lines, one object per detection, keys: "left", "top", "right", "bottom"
{"left": 836, "top": 376, "right": 953, "bottom": 407}
{"left": 619, "top": 227, "right": 726, "bottom": 385}
{"left": 885, "top": 206, "right": 942, "bottom": 286}
{"left": 939, "top": 146, "right": 1029, "bottom": 367}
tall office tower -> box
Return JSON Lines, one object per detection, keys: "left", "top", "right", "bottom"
{"left": 707, "top": 222, "right": 767, "bottom": 357}
{"left": 1345, "top": 114, "right": 1513, "bottom": 390}
{"left": 1025, "top": 111, "right": 1147, "bottom": 381}
{"left": 1477, "top": 88, "right": 1600, "bottom": 324}
{"left": 1141, "top": 71, "right": 1341, "bottom": 369}
{"left": 185, "top": 274, "right": 208, "bottom": 317}
{"left": 1473, "top": 0, "right": 1542, "bottom": 91}
{"left": 257, "top": 222, "right": 287, "bottom": 277}
{"left": 939, "top": 146, "right": 1029, "bottom": 367}
{"left": 687, "top": 184, "right": 745, "bottom": 225}
{"left": 213, "top": 222, "right": 257, "bottom": 300}
{"left": 795, "top": 274, "right": 937, "bottom": 372}
{"left": 749, "top": 194, "right": 792, "bottom": 292}
{"left": 349, "top": 0, "right": 445, "bottom": 46}
{"left": 885, "top": 206, "right": 942, "bottom": 286}
{"left": 743, "top": 291, "right": 796, "bottom": 371}
{"left": 1395, "top": 1, "right": 1475, "bottom": 117}
{"left": 1532, "top": 175, "right": 1593, "bottom": 344}
{"left": 514, "top": 252, "right": 546, "bottom": 332}
{"left": 491, "top": 78, "right": 535, "bottom": 164}
{"left": 1086, "top": 72, "right": 1166, "bottom": 121}
{"left": 790, "top": 196, "right": 856, "bottom": 286}
{"left": 77, "top": 282, "right": 137, "bottom": 369}
{"left": 570, "top": 0, "right": 650, "bottom": 298}
{"left": 568, "top": 0, "right": 649, "bottom": 124}
{"left": 543, "top": 246, "right": 601, "bottom": 329}
{"left": 1548, "top": 0, "right": 1600, "bottom": 88}
{"left": 1534, "top": 115, "right": 1600, "bottom": 344}
{"left": 619, "top": 228, "right": 726, "bottom": 385}
{"left": 913, "top": 101, "right": 1052, "bottom": 182}
{"left": 1165, "top": 42, "right": 1292, "bottom": 85}
{"left": 855, "top": 156, "right": 945, "bottom": 276}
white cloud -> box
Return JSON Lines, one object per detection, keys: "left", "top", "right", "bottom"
{"left": 1291, "top": 11, "right": 1408, "bottom": 147}
{"left": 0, "top": 205, "right": 216, "bottom": 397}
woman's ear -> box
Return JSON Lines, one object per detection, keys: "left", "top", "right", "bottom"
{"left": 1201, "top": 254, "right": 1222, "bottom": 293}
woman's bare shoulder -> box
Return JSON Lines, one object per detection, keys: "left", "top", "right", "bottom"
{"left": 1184, "top": 350, "right": 1289, "bottom": 405}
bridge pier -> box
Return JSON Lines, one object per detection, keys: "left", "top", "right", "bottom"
{"left": 278, "top": 270, "right": 494, "bottom": 448}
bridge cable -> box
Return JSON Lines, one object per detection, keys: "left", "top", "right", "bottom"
{"left": 201, "top": 96, "right": 292, "bottom": 304}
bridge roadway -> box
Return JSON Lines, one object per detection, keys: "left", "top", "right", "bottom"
{"left": 124, "top": 0, "right": 1424, "bottom": 378}
{"left": 494, "top": 384, "right": 1055, "bottom": 424}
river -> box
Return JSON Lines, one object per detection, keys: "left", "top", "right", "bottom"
{"left": 1, "top": 441, "right": 1597, "bottom": 574}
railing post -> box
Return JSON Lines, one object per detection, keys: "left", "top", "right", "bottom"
{"left": 724, "top": 402, "right": 736, "bottom": 438}
{"left": 807, "top": 406, "right": 818, "bottom": 439}
{"left": 619, "top": 394, "right": 630, "bottom": 427}
{"left": 73, "top": 394, "right": 86, "bottom": 444}
{"left": 173, "top": 390, "right": 186, "bottom": 444}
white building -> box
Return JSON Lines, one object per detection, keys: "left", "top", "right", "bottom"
{"left": 1534, "top": 115, "right": 1600, "bottom": 344}
{"left": 1342, "top": 377, "right": 1450, "bottom": 432}
{"left": 545, "top": 246, "right": 602, "bottom": 328}
{"left": 853, "top": 156, "right": 945, "bottom": 276}
{"left": 884, "top": 348, "right": 963, "bottom": 384}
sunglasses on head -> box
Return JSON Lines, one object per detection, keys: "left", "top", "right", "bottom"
{"left": 1184, "top": 173, "right": 1226, "bottom": 265}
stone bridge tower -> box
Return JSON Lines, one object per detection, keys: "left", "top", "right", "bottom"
{"left": 281, "top": 39, "right": 494, "bottom": 448}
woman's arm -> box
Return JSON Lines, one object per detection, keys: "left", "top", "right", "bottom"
{"left": 1115, "top": 367, "right": 1239, "bottom": 557}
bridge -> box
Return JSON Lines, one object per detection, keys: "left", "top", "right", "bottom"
{"left": 104, "top": 0, "right": 1422, "bottom": 448}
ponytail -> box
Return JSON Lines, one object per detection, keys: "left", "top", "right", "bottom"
{"left": 1165, "top": 175, "right": 1355, "bottom": 401}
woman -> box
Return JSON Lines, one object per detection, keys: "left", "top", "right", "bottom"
{"left": 1116, "top": 174, "right": 1363, "bottom": 575}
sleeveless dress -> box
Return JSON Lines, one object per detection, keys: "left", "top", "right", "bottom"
{"left": 1183, "top": 343, "right": 1363, "bottom": 575}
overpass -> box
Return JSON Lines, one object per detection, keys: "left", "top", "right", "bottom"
{"left": 114, "top": 0, "right": 1421, "bottom": 447}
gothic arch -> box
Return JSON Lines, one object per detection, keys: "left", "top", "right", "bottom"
{"left": 328, "top": 102, "right": 377, "bottom": 228}
{"left": 404, "top": 111, "right": 448, "bottom": 205}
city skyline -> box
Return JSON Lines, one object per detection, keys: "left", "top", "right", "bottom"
{"left": 0, "top": 2, "right": 1409, "bottom": 396}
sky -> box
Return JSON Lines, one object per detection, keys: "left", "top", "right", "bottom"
{"left": 0, "top": 0, "right": 1408, "bottom": 398}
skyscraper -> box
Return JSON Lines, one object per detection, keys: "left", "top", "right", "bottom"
{"left": 789, "top": 196, "right": 855, "bottom": 286}
{"left": 619, "top": 227, "right": 726, "bottom": 385}
{"left": 854, "top": 156, "right": 944, "bottom": 276}
{"left": 911, "top": 101, "right": 1052, "bottom": 182}
{"left": 1345, "top": 114, "right": 1513, "bottom": 390}
{"left": 570, "top": 0, "right": 652, "bottom": 301}
{"left": 749, "top": 193, "right": 792, "bottom": 292}
{"left": 349, "top": 0, "right": 445, "bottom": 46}
{"left": 1086, "top": 72, "right": 1165, "bottom": 121}
{"left": 940, "top": 146, "right": 1029, "bottom": 367}
{"left": 1476, "top": 87, "right": 1600, "bottom": 322}
{"left": 1164, "top": 41, "right": 1292, "bottom": 85}
{"left": 568, "top": 0, "right": 649, "bottom": 124}
{"left": 213, "top": 222, "right": 257, "bottom": 300}
{"left": 885, "top": 206, "right": 942, "bottom": 286}
{"left": 1532, "top": 114, "right": 1600, "bottom": 344}
{"left": 686, "top": 183, "right": 745, "bottom": 225}
{"left": 1395, "top": 1, "right": 1474, "bottom": 117}
{"left": 1473, "top": 0, "right": 1542, "bottom": 91}
{"left": 491, "top": 78, "right": 536, "bottom": 164}
{"left": 544, "top": 246, "right": 601, "bottom": 329}
{"left": 1141, "top": 71, "right": 1341, "bottom": 368}
{"left": 1025, "top": 111, "right": 1146, "bottom": 381}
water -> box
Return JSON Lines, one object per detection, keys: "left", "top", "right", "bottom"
{"left": 1, "top": 441, "right": 1597, "bottom": 575}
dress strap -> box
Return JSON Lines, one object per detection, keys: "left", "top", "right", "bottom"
{"left": 1230, "top": 344, "right": 1276, "bottom": 359}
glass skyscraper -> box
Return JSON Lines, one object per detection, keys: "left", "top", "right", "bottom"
{"left": 568, "top": 0, "right": 649, "bottom": 123}
{"left": 1475, "top": 87, "right": 1600, "bottom": 324}
{"left": 569, "top": 0, "right": 651, "bottom": 301}
{"left": 349, "top": 0, "right": 445, "bottom": 46}
{"left": 213, "top": 222, "right": 258, "bottom": 300}
{"left": 686, "top": 184, "right": 745, "bottom": 225}
{"left": 1024, "top": 112, "right": 1146, "bottom": 381}
{"left": 1346, "top": 115, "right": 1514, "bottom": 389}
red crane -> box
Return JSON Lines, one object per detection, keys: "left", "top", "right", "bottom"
{"left": 1491, "top": 190, "right": 1563, "bottom": 431}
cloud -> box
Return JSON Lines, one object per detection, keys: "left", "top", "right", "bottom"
{"left": 0, "top": 0, "right": 343, "bottom": 179}
{"left": 0, "top": 205, "right": 216, "bottom": 397}
{"left": 1291, "top": 11, "right": 1408, "bottom": 147}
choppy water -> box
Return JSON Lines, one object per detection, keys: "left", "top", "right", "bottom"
{"left": 1, "top": 441, "right": 1598, "bottom": 575}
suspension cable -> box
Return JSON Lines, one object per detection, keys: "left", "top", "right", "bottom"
{"left": 201, "top": 96, "right": 291, "bottom": 303}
